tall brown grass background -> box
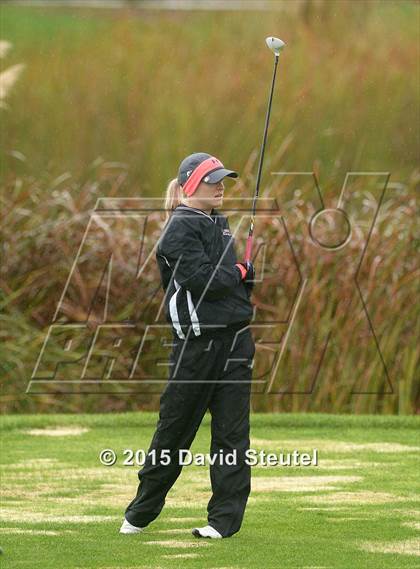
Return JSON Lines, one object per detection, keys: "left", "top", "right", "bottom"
{"left": 1, "top": 1, "right": 418, "bottom": 414}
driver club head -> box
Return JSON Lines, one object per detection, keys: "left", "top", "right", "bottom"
{"left": 265, "top": 36, "right": 286, "bottom": 56}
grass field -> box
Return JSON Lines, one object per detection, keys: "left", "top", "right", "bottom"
{"left": 1, "top": 412, "right": 419, "bottom": 568}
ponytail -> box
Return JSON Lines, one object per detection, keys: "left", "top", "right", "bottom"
{"left": 164, "top": 178, "right": 183, "bottom": 221}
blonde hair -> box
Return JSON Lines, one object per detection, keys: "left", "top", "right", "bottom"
{"left": 164, "top": 178, "right": 184, "bottom": 221}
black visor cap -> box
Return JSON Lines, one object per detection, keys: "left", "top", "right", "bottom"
{"left": 202, "top": 168, "right": 238, "bottom": 184}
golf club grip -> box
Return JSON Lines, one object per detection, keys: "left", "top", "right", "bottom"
{"left": 245, "top": 235, "right": 253, "bottom": 263}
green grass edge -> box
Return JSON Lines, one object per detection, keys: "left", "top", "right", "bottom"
{"left": 1, "top": 411, "right": 419, "bottom": 431}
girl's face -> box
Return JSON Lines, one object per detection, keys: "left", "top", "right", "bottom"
{"left": 182, "top": 180, "right": 225, "bottom": 213}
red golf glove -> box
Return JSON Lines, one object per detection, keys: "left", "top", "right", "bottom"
{"left": 235, "top": 261, "right": 255, "bottom": 284}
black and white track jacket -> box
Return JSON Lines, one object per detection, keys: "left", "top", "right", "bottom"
{"left": 156, "top": 204, "right": 254, "bottom": 340}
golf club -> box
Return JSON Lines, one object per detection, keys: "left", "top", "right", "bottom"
{"left": 244, "top": 36, "right": 285, "bottom": 264}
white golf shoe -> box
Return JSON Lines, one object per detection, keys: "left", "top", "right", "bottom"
{"left": 192, "top": 525, "right": 223, "bottom": 539}
{"left": 119, "top": 517, "right": 144, "bottom": 534}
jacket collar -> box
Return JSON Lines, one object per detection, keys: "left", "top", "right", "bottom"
{"left": 174, "top": 204, "right": 217, "bottom": 223}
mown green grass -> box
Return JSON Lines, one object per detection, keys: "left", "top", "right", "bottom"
{"left": 1, "top": 413, "right": 419, "bottom": 568}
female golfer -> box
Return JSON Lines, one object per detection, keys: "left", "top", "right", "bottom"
{"left": 120, "top": 152, "right": 256, "bottom": 539}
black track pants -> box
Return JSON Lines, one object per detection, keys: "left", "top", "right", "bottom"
{"left": 124, "top": 326, "right": 255, "bottom": 538}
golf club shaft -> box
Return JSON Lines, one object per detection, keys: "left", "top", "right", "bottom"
{"left": 245, "top": 53, "right": 279, "bottom": 263}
